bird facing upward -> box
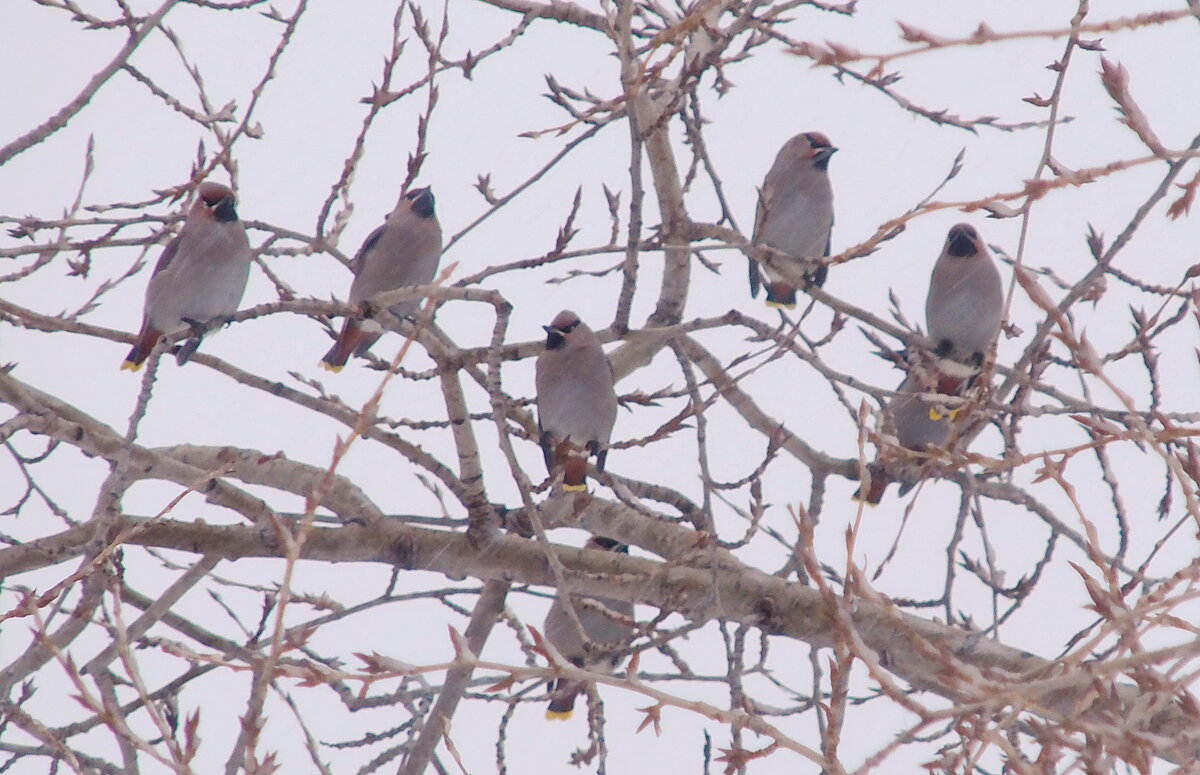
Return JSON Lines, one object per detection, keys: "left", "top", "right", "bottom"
{"left": 542, "top": 537, "right": 635, "bottom": 720}
{"left": 750, "top": 131, "right": 837, "bottom": 309}
{"left": 925, "top": 222, "right": 1003, "bottom": 394}
{"left": 535, "top": 311, "right": 618, "bottom": 492}
{"left": 121, "top": 181, "right": 253, "bottom": 371}
{"left": 320, "top": 186, "right": 443, "bottom": 372}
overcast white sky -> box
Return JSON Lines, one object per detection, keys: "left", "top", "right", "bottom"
{"left": 3, "top": 1, "right": 1199, "bottom": 772}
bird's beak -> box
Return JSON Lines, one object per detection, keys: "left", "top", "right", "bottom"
{"left": 813, "top": 146, "right": 838, "bottom": 164}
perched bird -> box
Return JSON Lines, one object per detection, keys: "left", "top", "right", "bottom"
{"left": 121, "top": 181, "right": 253, "bottom": 370}
{"left": 320, "top": 187, "right": 443, "bottom": 372}
{"left": 926, "top": 223, "right": 1003, "bottom": 394}
{"left": 543, "top": 537, "right": 635, "bottom": 720}
{"left": 854, "top": 371, "right": 957, "bottom": 505}
{"left": 535, "top": 311, "right": 618, "bottom": 492}
{"left": 750, "top": 131, "right": 837, "bottom": 309}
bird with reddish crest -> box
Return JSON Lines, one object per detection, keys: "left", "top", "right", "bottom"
{"left": 121, "top": 181, "right": 253, "bottom": 371}
{"left": 535, "top": 310, "right": 618, "bottom": 492}
{"left": 750, "top": 131, "right": 837, "bottom": 309}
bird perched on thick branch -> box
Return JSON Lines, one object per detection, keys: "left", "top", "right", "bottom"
{"left": 543, "top": 537, "right": 635, "bottom": 720}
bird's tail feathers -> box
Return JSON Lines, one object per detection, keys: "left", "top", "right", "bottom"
{"left": 545, "top": 679, "right": 582, "bottom": 721}
{"left": 562, "top": 456, "right": 588, "bottom": 492}
{"left": 321, "top": 320, "right": 363, "bottom": 372}
{"left": 121, "top": 326, "right": 163, "bottom": 372}
{"left": 764, "top": 282, "right": 798, "bottom": 309}
{"left": 851, "top": 465, "right": 888, "bottom": 505}
{"left": 935, "top": 373, "right": 968, "bottom": 396}
{"left": 932, "top": 352, "right": 982, "bottom": 395}
{"left": 352, "top": 329, "right": 382, "bottom": 358}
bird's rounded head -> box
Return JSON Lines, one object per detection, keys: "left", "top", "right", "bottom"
{"left": 543, "top": 310, "right": 584, "bottom": 350}
{"left": 945, "top": 223, "right": 981, "bottom": 258}
{"left": 800, "top": 132, "right": 838, "bottom": 170}
{"left": 405, "top": 186, "right": 436, "bottom": 219}
{"left": 196, "top": 181, "right": 238, "bottom": 223}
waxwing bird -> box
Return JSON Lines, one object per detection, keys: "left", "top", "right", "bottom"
{"left": 926, "top": 223, "right": 1003, "bottom": 394}
{"left": 543, "top": 537, "right": 635, "bottom": 720}
{"left": 854, "top": 371, "right": 957, "bottom": 505}
{"left": 320, "top": 186, "right": 443, "bottom": 372}
{"left": 535, "top": 310, "right": 618, "bottom": 492}
{"left": 750, "top": 131, "right": 837, "bottom": 309}
{"left": 121, "top": 181, "right": 253, "bottom": 370}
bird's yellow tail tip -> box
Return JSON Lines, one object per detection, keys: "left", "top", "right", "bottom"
{"left": 120, "top": 360, "right": 143, "bottom": 372}
{"left": 561, "top": 483, "right": 587, "bottom": 493}
{"left": 764, "top": 300, "right": 797, "bottom": 310}
{"left": 544, "top": 709, "right": 574, "bottom": 721}
{"left": 319, "top": 361, "right": 344, "bottom": 374}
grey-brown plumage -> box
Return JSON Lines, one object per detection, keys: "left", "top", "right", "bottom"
{"left": 750, "top": 131, "right": 837, "bottom": 309}
{"left": 320, "top": 187, "right": 443, "bottom": 371}
{"left": 543, "top": 537, "right": 635, "bottom": 720}
{"left": 926, "top": 223, "right": 1003, "bottom": 394}
{"left": 854, "top": 371, "right": 957, "bottom": 505}
{"left": 122, "top": 181, "right": 252, "bottom": 370}
{"left": 535, "top": 311, "right": 618, "bottom": 491}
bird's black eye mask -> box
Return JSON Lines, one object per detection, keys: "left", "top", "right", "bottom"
{"left": 946, "top": 229, "right": 978, "bottom": 258}
{"left": 544, "top": 320, "right": 580, "bottom": 350}
{"left": 210, "top": 197, "right": 238, "bottom": 223}
{"left": 407, "top": 188, "right": 436, "bottom": 219}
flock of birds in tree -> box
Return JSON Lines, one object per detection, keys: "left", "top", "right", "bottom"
{"left": 118, "top": 131, "right": 1003, "bottom": 719}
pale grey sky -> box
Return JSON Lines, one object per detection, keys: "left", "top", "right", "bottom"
{"left": 2, "top": 1, "right": 1199, "bottom": 772}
